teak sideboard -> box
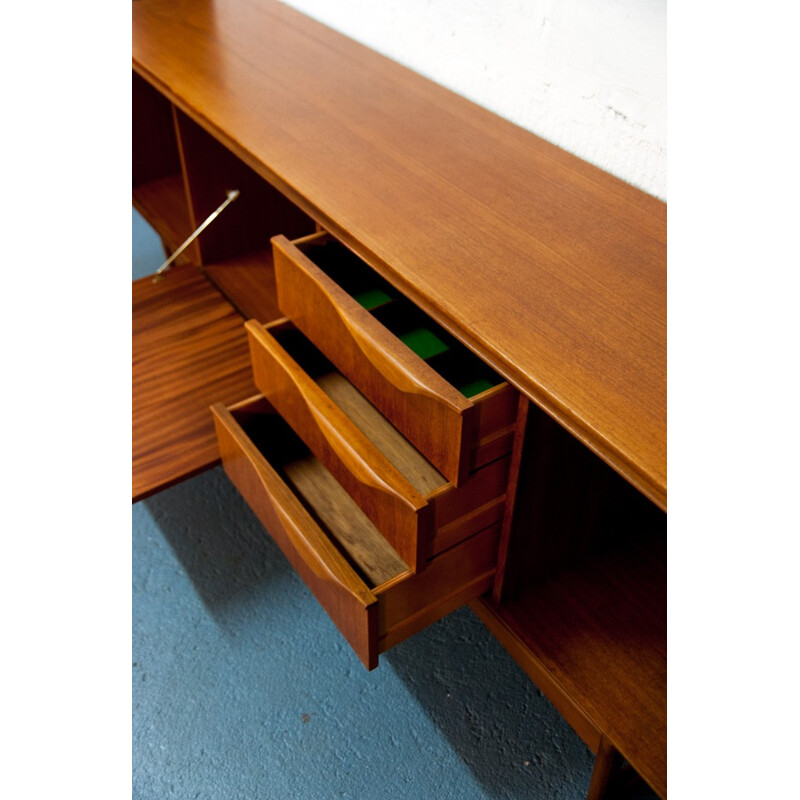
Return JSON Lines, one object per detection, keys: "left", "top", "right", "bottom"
{"left": 132, "top": 1, "right": 666, "bottom": 797}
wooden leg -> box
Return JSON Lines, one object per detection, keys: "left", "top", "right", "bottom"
{"left": 587, "top": 735, "right": 625, "bottom": 800}
{"left": 586, "top": 735, "right": 659, "bottom": 799}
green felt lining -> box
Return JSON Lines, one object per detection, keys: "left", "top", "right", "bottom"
{"left": 399, "top": 327, "right": 450, "bottom": 360}
{"left": 353, "top": 288, "right": 393, "bottom": 310}
{"left": 457, "top": 377, "right": 496, "bottom": 398}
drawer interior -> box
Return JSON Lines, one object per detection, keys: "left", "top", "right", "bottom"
{"left": 234, "top": 400, "right": 409, "bottom": 586}
{"left": 295, "top": 237, "right": 505, "bottom": 399}
{"left": 267, "top": 324, "right": 449, "bottom": 497}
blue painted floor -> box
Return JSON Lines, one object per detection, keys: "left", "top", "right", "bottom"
{"left": 132, "top": 209, "right": 600, "bottom": 799}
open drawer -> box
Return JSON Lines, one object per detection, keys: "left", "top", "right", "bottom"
{"left": 245, "top": 319, "right": 511, "bottom": 572}
{"left": 272, "top": 232, "right": 518, "bottom": 485}
{"left": 211, "top": 396, "right": 501, "bottom": 670}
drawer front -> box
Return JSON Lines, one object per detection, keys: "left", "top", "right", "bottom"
{"left": 212, "top": 396, "right": 500, "bottom": 671}
{"left": 245, "top": 319, "right": 432, "bottom": 572}
{"left": 211, "top": 398, "right": 381, "bottom": 668}
{"left": 273, "top": 232, "right": 478, "bottom": 484}
{"left": 429, "top": 455, "right": 510, "bottom": 556}
{"left": 246, "top": 319, "right": 512, "bottom": 571}
{"left": 377, "top": 520, "right": 500, "bottom": 651}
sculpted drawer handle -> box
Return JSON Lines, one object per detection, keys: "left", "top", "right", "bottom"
{"left": 246, "top": 320, "right": 425, "bottom": 514}
{"left": 304, "top": 396, "right": 420, "bottom": 511}
{"left": 274, "top": 237, "right": 469, "bottom": 415}
{"left": 213, "top": 402, "right": 375, "bottom": 606}
{"left": 317, "top": 277, "right": 466, "bottom": 413}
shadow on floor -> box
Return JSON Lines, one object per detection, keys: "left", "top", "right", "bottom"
{"left": 384, "top": 609, "right": 596, "bottom": 799}
{"left": 141, "top": 467, "right": 297, "bottom": 625}
{"left": 141, "top": 467, "right": 600, "bottom": 799}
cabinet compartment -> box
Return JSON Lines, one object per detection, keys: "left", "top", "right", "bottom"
{"left": 212, "top": 396, "right": 500, "bottom": 669}
{"left": 272, "top": 232, "right": 518, "bottom": 485}
{"left": 246, "top": 320, "right": 511, "bottom": 572}
{"left": 174, "top": 111, "right": 317, "bottom": 322}
{"left": 132, "top": 72, "right": 193, "bottom": 259}
{"left": 476, "top": 399, "right": 667, "bottom": 797}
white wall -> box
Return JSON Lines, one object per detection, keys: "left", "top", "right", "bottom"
{"left": 281, "top": 0, "right": 666, "bottom": 201}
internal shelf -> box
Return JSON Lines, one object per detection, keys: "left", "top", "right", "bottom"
{"left": 132, "top": 175, "right": 193, "bottom": 258}
{"left": 472, "top": 533, "right": 666, "bottom": 799}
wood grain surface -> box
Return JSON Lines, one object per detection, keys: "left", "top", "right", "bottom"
{"left": 377, "top": 521, "right": 500, "bottom": 646}
{"left": 273, "top": 233, "right": 476, "bottom": 485}
{"left": 202, "top": 251, "right": 283, "bottom": 323}
{"left": 132, "top": 0, "right": 666, "bottom": 508}
{"left": 212, "top": 396, "right": 502, "bottom": 669}
{"left": 132, "top": 263, "right": 255, "bottom": 501}
{"left": 212, "top": 398, "right": 382, "bottom": 669}
{"left": 247, "top": 320, "right": 512, "bottom": 568}
{"left": 473, "top": 533, "right": 666, "bottom": 799}
{"left": 317, "top": 371, "right": 447, "bottom": 497}
{"left": 282, "top": 455, "right": 408, "bottom": 587}
{"left": 246, "top": 319, "right": 431, "bottom": 571}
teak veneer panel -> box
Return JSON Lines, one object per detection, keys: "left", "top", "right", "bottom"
{"left": 132, "top": 0, "right": 666, "bottom": 509}
{"left": 132, "top": 263, "right": 255, "bottom": 501}
{"left": 212, "top": 396, "right": 502, "bottom": 670}
{"left": 247, "top": 320, "right": 512, "bottom": 572}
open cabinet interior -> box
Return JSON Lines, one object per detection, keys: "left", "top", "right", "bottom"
{"left": 132, "top": 72, "right": 194, "bottom": 260}
{"left": 132, "top": 72, "right": 315, "bottom": 501}
{"left": 173, "top": 108, "right": 317, "bottom": 321}
{"left": 473, "top": 400, "right": 667, "bottom": 798}
{"left": 132, "top": 71, "right": 317, "bottom": 323}
{"left": 497, "top": 402, "right": 666, "bottom": 598}
{"left": 132, "top": 66, "right": 321, "bottom": 501}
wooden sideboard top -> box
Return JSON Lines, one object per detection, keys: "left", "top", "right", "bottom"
{"left": 132, "top": 0, "right": 666, "bottom": 509}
